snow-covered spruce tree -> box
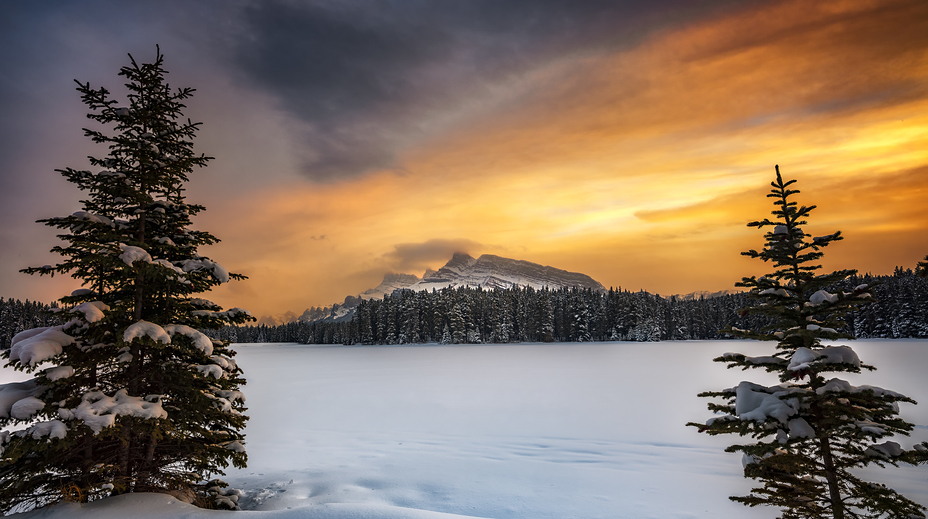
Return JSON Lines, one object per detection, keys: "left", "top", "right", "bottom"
{"left": 0, "top": 48, "right": 253, "bottom": 513}
{"left": 688, "top": 166, "right": 928, "bottom": 518}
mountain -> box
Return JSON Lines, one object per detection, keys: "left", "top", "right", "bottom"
{"left": 360, "top": 273, "right": 422, "bottom": 300}
{"left": 403, "top": 252, "right": 606, "bottom": 293}
{"left": 256, "top": 252, "right": 607, "bottom": 325}
{"left": 357, "top": 252, "right": 606, "bottom": 304}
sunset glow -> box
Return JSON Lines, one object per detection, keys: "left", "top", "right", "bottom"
{"left": 2, "top": 0, "right": 927, "bottom": 318}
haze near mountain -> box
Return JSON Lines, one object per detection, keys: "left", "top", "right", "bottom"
{"left": 257, "top": 253, "right": 606, "bottom": 325}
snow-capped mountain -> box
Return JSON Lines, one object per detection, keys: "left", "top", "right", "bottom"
{"left": 260, "top": 253, "right": 607, "bottom": 325}
{"left": 360, "top": 273, "right": 422, "bottom": 300}
{"left": 358, "top": 252, "right": 606, "bottom": 302}
{"left": 403, "top": 252, "right": 606, "bottom": 294}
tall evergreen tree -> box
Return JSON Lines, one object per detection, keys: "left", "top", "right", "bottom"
{"left": 0, "top": 48, "right": 253, "bottom": 513}
{"left": 689, "top": 166, "right": 928, "bottom": 518}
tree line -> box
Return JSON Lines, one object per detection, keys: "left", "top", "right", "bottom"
{"left": 205, "top": 267, "right": 928, "bottom": 345}
{"left": 0, "top": 298, "right": 61, "bottom": 349}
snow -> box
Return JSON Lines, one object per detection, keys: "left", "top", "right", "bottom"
{"left": 59, "top": 389, "right": 168, "bottom": 435}
{"left": 721, "top": 352, "right": 786, "bottom": 365}
{"left": 734, "top": 381, "right": 799, "bottom": 423}
{"left": 210, "top": 355, "right": 237, "bottom": 371}
{"left": 123, "top": 320, "right": 171, "bottom": 344}
{"left": 151, "top": 258, "right": 185, "bottom": 275}
{"left": 787, "top": 347, "right": 818, "bottom": 371}
{"left": 0, "top": 379, "right": 41, "bottom": 419}
{"left": 866, "top": 441, "right": 904, "bottom": 459}
{"left": 190, "top": 298, "right": 221, "bottom": 309}
{"left": 44, "top": 365, "right": 75, "bottom": 381}
{"left": 818, "top": 345, "right": 860, "bottom": 366}
{"left": 70, "top": 301, "right": 110, "bottom": 323}
{"left": 72, "top": 211, "right": 112, "bottom": 226}
{"left": 118, "top": 243, "right": 152, "bottom": 266}
{"left": 759, "top": 288, "right": 790, "bottom": 297}
{"left": 787, "top": 346, "right": 860, "bottom": 371}
{"left": 10, "top": 396, "right": 45, "bottom": 420}
{"left": 180, "top": 258, "right": 231, "bottom": 283}
{"left": 7, "top": 325, "right": 74, "bottom": 367}
{"left": 808, "top": 290, "right": 838, "bottom": 306}
{"left": 163, "top": 324, "right": 214, "bottom": 355}
{"left": 787, "top": 417, "right": 815, "bottom": 439}
{"left": 3, "top": 340, "right": 927, "bottom": 519}
{"left": 24, "top": 419, "right": 67, "bottom": 440}
{"left": 193, "top": 307, "right": 253, "bottom": 320}
{"left": 195, "top": 364, "right": 224, "bottom": 379}
{"left": 225, "top": 440, "right": 246, "bottom": 453}
{"left": 817, "top": 378, "right": 908, "bottom": 399}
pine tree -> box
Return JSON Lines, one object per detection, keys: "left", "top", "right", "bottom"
{"left": 449, "top": 303, "right": 466, "bottom": 344}
{"left": 688, "top": 166, "right": 928, "bottom": 518}
{"left": 917, "top": 255, "right": 928, "bottom": 278}
{"left": 0, "top": 48, "right": 253, "bottom": 513}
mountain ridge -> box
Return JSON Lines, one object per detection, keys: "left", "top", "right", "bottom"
{"left": 406, "top": 252, "right": 606, "bottom": 293}
{"left": 256, "top": 252, "right": 607, "bottom": 324}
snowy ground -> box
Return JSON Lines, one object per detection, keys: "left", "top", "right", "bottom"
{"left": 5, "top": 340, "right": 928, "bottom": 518}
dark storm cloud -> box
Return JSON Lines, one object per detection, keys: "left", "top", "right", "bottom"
{"left": 231, "top": 0, "right": 756, "bottom": 181}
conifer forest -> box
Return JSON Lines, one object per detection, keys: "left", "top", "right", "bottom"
{"left": 199, "top": 267, "right": 928, "bottom": 345}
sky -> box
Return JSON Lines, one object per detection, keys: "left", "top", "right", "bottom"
{"left": 1, "top": 0, "right": 927, "bottom": 318}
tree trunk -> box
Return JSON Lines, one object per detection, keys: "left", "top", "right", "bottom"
{"left": 820, "top": 437, "right": 844, "bottom": 519}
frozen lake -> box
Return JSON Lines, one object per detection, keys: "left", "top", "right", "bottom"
{"left": 218, "top": 340, "right": 928, "bottom": 519}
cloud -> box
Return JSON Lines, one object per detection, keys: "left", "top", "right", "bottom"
{"left": 633, "top": 185, "right": 770, "bottom": 225}
{"left": 382, "top": 238, "right": 487, "bottom": 273}
{"left": 229, "top": 0, "right": 756, "bottom": 181}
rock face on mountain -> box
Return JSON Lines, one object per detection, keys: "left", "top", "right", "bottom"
{"left": 366, "top": 252, "right": 606, "bottom": 297}
{"left": 360, "top": 273, "right": 422, "bottom": 300}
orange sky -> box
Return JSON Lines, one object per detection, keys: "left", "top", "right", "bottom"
{"left": 3, "top": 0, "right": 928, "bottom": 318}
{"left": 199, "top": 0, "right": 928, "bottom": 316}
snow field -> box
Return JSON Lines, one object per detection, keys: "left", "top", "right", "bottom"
{"left": 4, "top": 340, "right": 927, "bottom": 518}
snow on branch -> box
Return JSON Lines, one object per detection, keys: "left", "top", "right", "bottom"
{"left": 734, "top": 381, "right": 804, "bottom": 424}
{"left": 7, "top": 326, "right": 74, "bottom": 367}
{"left": 865, "top": 441, "right": 904, "bottom": 460}
{"left": 163, "top": 324, "right": 213, "bottom": 355}
{"left": 179, "top": 258, "right": 230, "bottom": 283}
{"left": 816, "top": 378, "right": 909, "bottom": 399}
{"left": 70, "top": 301, "right": 110, "bottom": 323}
{"left": 71, "top": 211, "right": 113, "bottom": 227}
{"left": 58, "top": 390, "right": 167, "bottom": 435}
{"left": 118, "top": 243, "right": 152, "bottom": 266}
{"left": 123, "top": 321, "right": 171, "bottom": 344}
{"left": 22, "top": 420, "right": 67, "bottom": 440}
{"left": 787, "top": 346, "right": 860, "bottom": 372}
{"left": 0, "top": 380, "right": 43, "bottom": 419}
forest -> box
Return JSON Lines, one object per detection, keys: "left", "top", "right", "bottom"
{"left": 3, "top": 267, "right": 925, "bottom": 348}
{"left": 208, "top": 267, "right": 927, "bottom": 345}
